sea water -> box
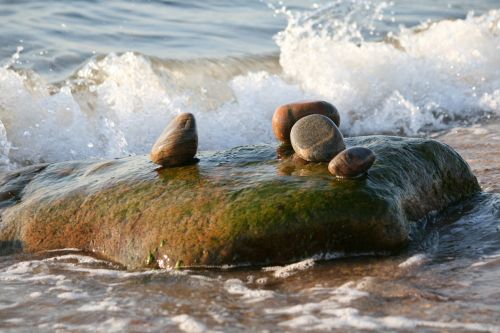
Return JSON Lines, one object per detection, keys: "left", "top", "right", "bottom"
{"left": 0, "top": 0, "right": 499, "bottom": 332}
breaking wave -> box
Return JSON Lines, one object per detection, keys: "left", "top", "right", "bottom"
{"left": 0, "top": 3, "right": 499, "bottom": 167}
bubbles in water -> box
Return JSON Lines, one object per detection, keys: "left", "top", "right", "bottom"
{"left": 0, "top": 5, "right": 499, "bottom": 167}
{"left": 1, "top": 45, "right": 24, "bottom": 70}
{"left": 276, "top": 6, "right": 500, "bottom": 136}
{"left": 0, "top": 120, "right": 11, "bottom": 168}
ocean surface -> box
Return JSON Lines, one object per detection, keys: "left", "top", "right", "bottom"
{"left": 1, "top": 0, "right": 499, "bottom": 332}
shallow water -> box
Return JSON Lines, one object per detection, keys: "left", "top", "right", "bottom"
{"left": 1, "top": 192, "right": 499, "bottom": 332}
{"left": 1, "top": 0, "right": 500, "bottom": 331}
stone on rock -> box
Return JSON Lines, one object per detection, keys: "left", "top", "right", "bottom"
{"left": 272, "top": 100, "right": 340, "bottom": 142}
{"left": 151, "top": 113, "right": 198, "bottom": 167}
{"left": 290, "top": 114, "right": 345, "bottom": 162}
{"left": 0, "top": 137, "right": 481, "bottom": 268}
{"left": 328, "top": 146, "right": 376, "bottom": 178}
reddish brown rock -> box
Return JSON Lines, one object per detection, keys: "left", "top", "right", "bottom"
{"left": 272, "top": 100, "right": 340, "bottom": 143}
{"left": 151, "top": 113, "right": 198, "bottom": 167}
{"left": 0, "top": 137, "right": 480, "bottom": 269}
{"left": 290, "top": 114, "right": 345, "bottom": 162}
{"left": 328, "top": 147, "right": 376, "bottom": 178}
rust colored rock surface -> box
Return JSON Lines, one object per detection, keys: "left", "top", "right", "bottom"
{"left": 151, "top": 113, "right": 198, "bottom": 167}
{"left": 272, "top": 100, "right": 340, "bottom": 142}
{"left": 328, "top": 147, "right": 376, "bottom": 178}
{"left": 290, "top": 114, "right": 345, "bottom": 162}
{"left": 0, "top": 137, "right": 480, "bottom": 269}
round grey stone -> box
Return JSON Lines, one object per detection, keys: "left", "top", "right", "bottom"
{"left": 290, "top": 114, "right": 345, "bottom": 162}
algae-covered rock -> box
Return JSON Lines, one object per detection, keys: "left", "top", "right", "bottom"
{"left": 0, "top": 136, "right": 480, "bottom": 269}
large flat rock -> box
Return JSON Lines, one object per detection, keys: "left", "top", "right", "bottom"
{"left": 0, "top": 136, "right": 480, "bottom": 269}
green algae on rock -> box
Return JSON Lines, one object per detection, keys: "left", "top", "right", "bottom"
{"left": 0, "top": 136, "right": 480, "bottom": 269}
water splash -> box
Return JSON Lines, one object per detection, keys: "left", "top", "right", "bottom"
{"left": 276, "top": 5, "right": 500, "bottom": 135}
{"left": 0, "top": 4, "right": 499, "bottom": 167}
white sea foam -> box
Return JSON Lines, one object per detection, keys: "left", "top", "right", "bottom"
{"left": 42, "top": 254, "right": 109, "bottom": 265}
{"left": 277, "top": 7, "right": 500, "bottom": 136}
{"left": 0, "top": 256, "right": 150, "bottom": 284}
{"left": 471, "top": 252, "right": 500, "bottom": 267}
{"left": 263, "top": 258, "right": 315, "bottom": 278}
{"left": 0, "top": 260, "right": 51, "bottom": 281}
{"left": 0, "top": 300, "right": 19, "bottom": 311}
{"left": 57, "top": 291, "right": 89, "bottom": 300}
{"left": 51, "top": 318, "right": 130, "bottom": 333}
{"left": 41, "top": 248, "right": 83, "bottom": 253}
{"left": 0, "top": 7, "right": 499, "bottom": 168}
{"left": 398, "top": 253, "right": 427, "bottom": 268}
{"left": 224, "top": 278, "right": 274, "bottom": 303}
{"left": 271, "top": 278, "right": 500, "bottom": 332}
{"left": 4, "top": 318, "right": 24, "bottom": 325}
{"left": 171, "top": 314, "right": 208, "bottom": 333}
{"left": 78, "top": 297, "right": 121, "bottom": 312}
{"left": 278, "top": 310, "right": 500, "bottom": 332}
{"left": 265, "top": 280, "right": 369, "bottom": 315}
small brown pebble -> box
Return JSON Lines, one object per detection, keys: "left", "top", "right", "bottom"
{"left": 290, "top": 114, "right": 345, "bottom": 162}
{"left": 328, "top": 147, "right": 375, "bottom": 178}
{"left": 151, "top": 113, "right": 198, "bottom": 167}
{"left": 272, "top": 100, "right": 340, "bottom": 143}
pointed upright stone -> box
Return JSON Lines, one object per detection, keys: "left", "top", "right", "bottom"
{"left": 151, "top": 113, "right": 198, "bottom": 167}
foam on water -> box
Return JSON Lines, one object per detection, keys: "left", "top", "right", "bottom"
{"left": 265, "top": 280, "right": 370, "bottom": 316}
{"left": 471, "top": 252, "right": 500, "bottom": 267}
{"left": 1, "top": 231, "right": 499, "bottom": 332}
{"left": 171, "top": 315, "right": 209, "bottom": 333}
{"left": 277, "top": 6, "right": 500, "bottom": 136}
{"left": 0, "top": 4, "right": 499, "bottom": 167}
{"left": 78, "top": 297, "right": 122, "bottom": 312}
{"left": 57, "top": 291, "right": 89, "bottom": 300}
{"left": 278, "top": 310, "right": 500, "bottom": 332}
{"left": 50, "top": 318, "right": 130, "bottom": 333}
{"left": 42, "top": 253, "right": 110, "bottom": 264}
{"left": 0, "top": 2, "right": 500, "bottom": 165}
{"left": 0, "top": 254, "right": 154, "bottom": 283}
{"left": 263, "top": 258, "right": 315, "bottom": 278}
{"left": 398, "top": 253, "right": 427, "bottom": 268}
{"left": 224, "top": 278, "right": 275, "bottom": 303}
{"left": 268, "top": 277, "right": 500, "bottom": 332}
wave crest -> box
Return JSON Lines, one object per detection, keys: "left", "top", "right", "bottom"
{"left": 0, "top": 4, "right": 499, "bottom": 166}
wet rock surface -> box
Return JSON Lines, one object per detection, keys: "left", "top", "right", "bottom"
{"left": 0, "top": 136, "right": 480, "bottom": 268}
{"left": 290, "top": 114, "right": 345, "bottom": 162}
{"left": 272, "top": 100, "right": 340, "bottom": 143}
